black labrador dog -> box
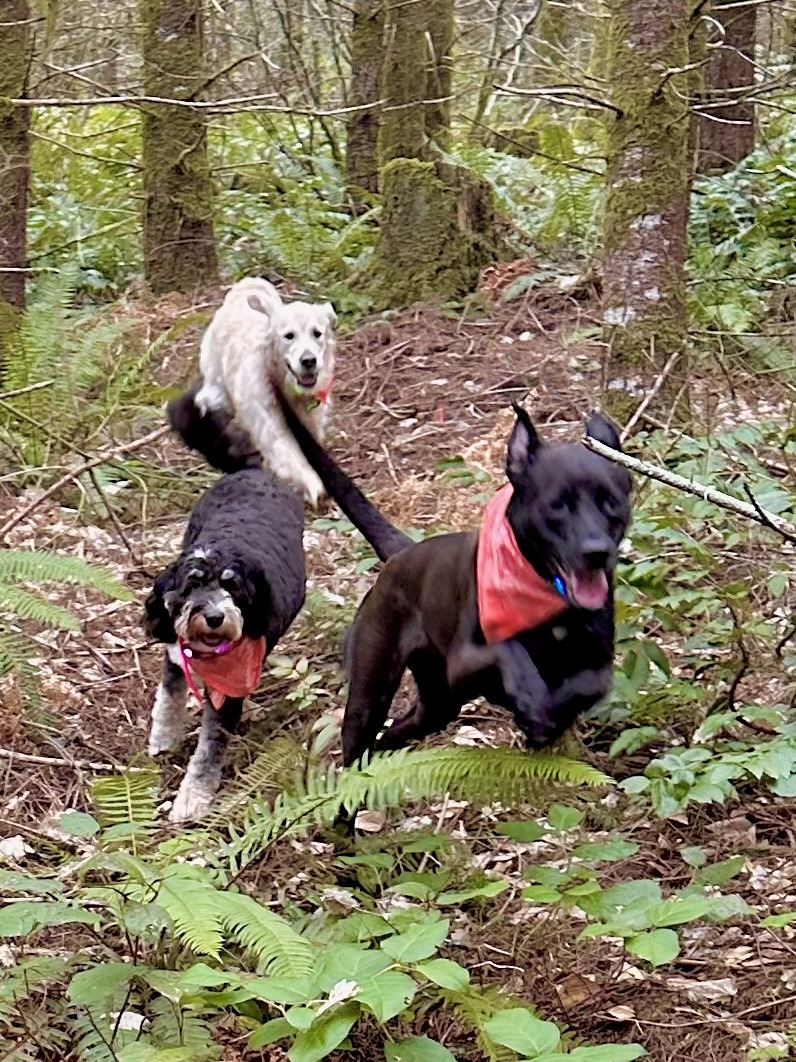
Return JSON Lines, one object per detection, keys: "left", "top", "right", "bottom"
{"left": 278, "top": 398, "right": 632, "bottom": 765}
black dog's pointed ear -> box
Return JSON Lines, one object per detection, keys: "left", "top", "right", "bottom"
{"left": 144, "top": 565, "right": 177, "bottom": 643}
{"left": 585, "top": 411, "right": 622, "bottom": 452}
{"left": 506, "top": 402, "right": 542, "bottom": 486}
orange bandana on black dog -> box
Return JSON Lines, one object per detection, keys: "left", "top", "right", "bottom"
{"left": 477, "top": 485, "right": 568, "bottom": 645}
{"left": 179, "top": 636, "right": 267, "bottom": 710}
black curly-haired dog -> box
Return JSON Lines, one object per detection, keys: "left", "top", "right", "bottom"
{"left": 145, "top": 394, "right": 305, "bottom": 822}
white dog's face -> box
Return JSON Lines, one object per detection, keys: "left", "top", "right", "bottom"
{"left": 270, "top": 301, "right": 337, "bottom": 392}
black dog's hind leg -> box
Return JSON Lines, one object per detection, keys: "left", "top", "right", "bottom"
{"left": 341, "top": 608, "right": 413, "bottom": 767}
{"left": 148, "top": 650, "right": 189, "bottom": 756}
{"left": 378, "top": 650, "right": 462, "bottom": 749}
{"left": 169, "top": 697, "right": 244, "bottom": 823}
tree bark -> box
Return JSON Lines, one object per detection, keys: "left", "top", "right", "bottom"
{"left": 141, "top": 0, "right": 218, "bottom": 295}
{"left": 425, "top": 0, "right": 455, "bottom": 147}
{"left": 378, "top": 0, "right": 429, "bottom": 164}
{"left": 696, "top": 0, "right": 756, "bottom": 173}
{"left": 0, "top": 0, "right": 32, "bottom": 341}
{"left": 601, "top": 0, "right": 692, "bottom": 417}
{"left": 345, "top": 0, "right": 386, "bottom": 199}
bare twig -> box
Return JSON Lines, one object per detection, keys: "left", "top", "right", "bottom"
{"left": 0, "top": 424, "right": 170, "bottom": 540}
{"left": 620, "top": 350, "right": 681, "bottom": 443}
{"left": 0, "top": 746, "right": 142, "bottom": 772}
{"left": 0, "top": 379, "right": 55, "bottom": 401}
{"left": 583, "top": 437, "right": 796, "bottom": 543}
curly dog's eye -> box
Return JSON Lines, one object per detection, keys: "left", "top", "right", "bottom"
{"left": 220, "top": 568, "right": 239, "bottom": 590}
{"left": 312, "top": 327, "right": 322, "bottom": 339}
{"left": 284, "top": 331, "right": 295, "bottom": 341}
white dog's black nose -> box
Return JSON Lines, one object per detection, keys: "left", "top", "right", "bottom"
{"left": 205, "top": 611, "right": 225, "bottom": 629}
{"left": 300, "top": 353, "right": 317, "bottom": 372}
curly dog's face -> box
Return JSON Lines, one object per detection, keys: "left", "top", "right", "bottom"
{"left": 145, "top": 549, "right": 254, "bottom": 650}
{"left": 271, "top": 300, "right": 336, "bottom": 392}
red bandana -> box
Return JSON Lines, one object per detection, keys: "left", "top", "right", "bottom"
{"left": 179, "top": 635, "right": 267, "bottom": 710}
{"left": 477, "top": 484, "right": 567, "bottom": 645}
{"left": 300, "top": 372, "right": 333, "bottom": 412}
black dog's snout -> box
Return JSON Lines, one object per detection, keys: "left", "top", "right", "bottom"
{"left": 300, "top": 353, "right": 317, "bottom": 371}
{"left": 583, "top": 546, "right": 611, "bottom": 570}
{"left": 205, "top": 611, "right": 225, "bottom": 629}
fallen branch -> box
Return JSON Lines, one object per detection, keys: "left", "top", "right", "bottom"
{"left": 0, "top": 746, "right": 146, "bottom": 772}
{"left": 0, "top": 424, "right": 170, "bottom": 540}
{"left": 584, "top": 436, "right": 796, "bottom": 543}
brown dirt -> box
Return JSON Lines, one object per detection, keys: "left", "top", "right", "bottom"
{"left": 2, "top": 282, "right": 796, "bottom": 1061}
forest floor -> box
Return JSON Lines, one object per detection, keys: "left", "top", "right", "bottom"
{"left": 1, "top": 271, "right": 795, "bottom": 1062}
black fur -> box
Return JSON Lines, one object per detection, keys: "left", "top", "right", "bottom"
{"left": 276, "top": 394, "right": 633, "bottom": 763}
{"left": 167, "top": 384, "right": 262, "bottom": 475}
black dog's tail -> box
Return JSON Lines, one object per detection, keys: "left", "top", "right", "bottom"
{"left": 278, "top": 393, "right": 412, "bottom": 562}
{"left": 167, "top": 384, "right": 262, "bottom": 475}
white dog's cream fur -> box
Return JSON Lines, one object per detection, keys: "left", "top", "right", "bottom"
{"left": 195, "top": 278, "right": 337, "bottom": 506}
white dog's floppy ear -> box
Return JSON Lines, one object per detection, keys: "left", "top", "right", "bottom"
{"left": 247, "top": 294, "right": 271, "bottom": 315}
{"left": 322, "top": 302, "right": 337, "bottom": 327}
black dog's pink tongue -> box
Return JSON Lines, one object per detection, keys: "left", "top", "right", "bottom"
{"left": 568, "top": 570, "right": 608, "bottom": 610}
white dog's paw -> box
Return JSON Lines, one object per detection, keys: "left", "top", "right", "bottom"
{"left": 302, "top": 471, "right": 327, "bottom": 509}
{"left": 168, "top": 778, "right": 218, "bottom": 823}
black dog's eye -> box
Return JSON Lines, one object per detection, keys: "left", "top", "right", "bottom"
{"left": 312, "top": 327, "right": 322, "bottom": 339}
{"left": 284, "top": 331, "right": 295, "bottom": 341}
{"left": 597, "top": 489, "right": 619, "bottom": 516}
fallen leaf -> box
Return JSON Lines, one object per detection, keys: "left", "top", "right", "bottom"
{"left": 355, "top": 810, "right": 385, "bottom": 833}
{"left": 555, "top": 973, "right": 599, "bottom": 1009}
{"left": 606, "top": 1006, "right": 636, "bottom": 1021}
{"left": 665, "top": 976, "right": 737, "bottom": 1002}
{"left": 0, "top": 836, "right": 31, "bottom": 862}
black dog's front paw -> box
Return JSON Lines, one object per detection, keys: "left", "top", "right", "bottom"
{"left": 520, "top": 713, "right": 558, "bottom": 749}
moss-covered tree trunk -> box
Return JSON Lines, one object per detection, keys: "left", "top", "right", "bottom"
{"left": 696, "top": 0, "right": 756, "bottom": 173}
{"left": 0, "top": 0, "right": 31, "bottom": 348}
{"left": 425, "top": 0, "right": 455, "bottom": 147}
{"left": 141, "top": 0, "right": 218, "bottom": 295}
{"left": 378, "top": 0, "right": 428, "bottom": 164}
{"left": 345, "top": 0, "right": 386, "bottom": 200}
{"left": 601, "top": 0, "right": 692, "bottom": 416}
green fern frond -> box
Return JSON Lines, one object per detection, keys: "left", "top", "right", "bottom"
{"left": 72, "top": 1010, "right": 123, "bottom": 1062}
{"left": 220, "top": 892, "right": 315, "bottom": 977}
{"left": 91, "top": 770, "right": 160, "bottom": 828}
{"left": 0, "top": 550, "right": 133, "bottom": 600}
{"left": 0, "top": 630, "right": 39, "bottom": 679}
{"left": 155, "top": 878, "right": 226, "bottom": 958}
{"left": 203, "top": 736, "right": 307, "bottom": 829}
{"left": 219, "top": 746, "right": 610, "bottom": 873}
{"left": 446, "top": 984, "right": 529, "bottom": 1062}
{"left": 0, "top": 584, "right": 81, "bottom": 631}
{"left": 147, "top": 997, "right": 220, "bottom": 1059}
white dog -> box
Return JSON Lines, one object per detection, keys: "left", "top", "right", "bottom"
{"left": 194, "top": 278, "right": 337, "bottom": 506}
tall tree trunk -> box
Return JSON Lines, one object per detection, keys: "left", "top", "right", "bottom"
{"left": 425, "top": 0, "right": 455, "bottom": 147}
{"left": 696, "top": 0, "right": 756, "bottom": 173}
{"left": 141, "top": 0, "right": 218, "bottom": 295}
{"left": 601, "top": 0, "right": 692, "bottom": 418}
{"left": 345, "top": 0, "right": 386, "bottom": 199}
{"left": 0, "top": 0, "right": 32, "bottom": 346}
{"left": 378, "top": 0, "right": 428, "bottom": 164}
